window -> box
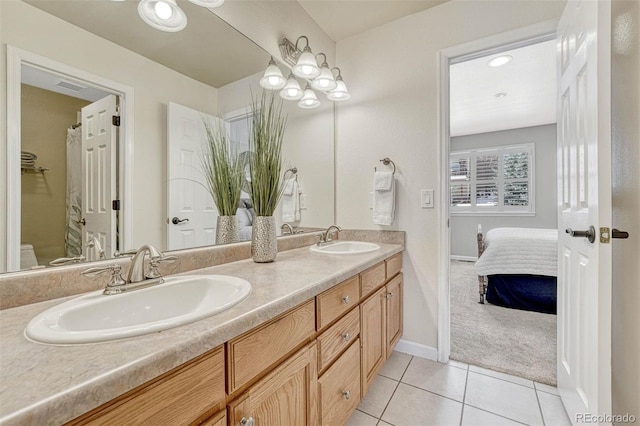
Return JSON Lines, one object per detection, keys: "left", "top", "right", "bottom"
{"left": 450, "top": 143, "right": 534, "bottom": 215}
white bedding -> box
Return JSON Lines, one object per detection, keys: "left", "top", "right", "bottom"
{"left": 475, "top": 227, "right": 558, "bottom": 277}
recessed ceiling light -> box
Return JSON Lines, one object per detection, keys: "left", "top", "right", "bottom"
{"left": 488, "top": 55, "right": 513, "bottom": 67}
{"left": 495, "top": 92, "right": 508, "bottom": 98}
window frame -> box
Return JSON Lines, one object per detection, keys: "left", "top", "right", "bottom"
{"left": 450, "top": 142, "right": 536, "bottom": 216}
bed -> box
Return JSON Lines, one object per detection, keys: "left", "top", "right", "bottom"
{"left": 475, "top": 226, "right": 558, "bottom": 314}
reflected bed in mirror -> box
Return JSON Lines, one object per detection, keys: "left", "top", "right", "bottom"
{"left": 1, "top": 0, "right": 335, "bottom": 274}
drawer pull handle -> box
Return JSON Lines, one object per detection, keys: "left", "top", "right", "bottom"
{"left": 342, "top": 390, "right": 351, "bottom": 400}
{"left": 240, "top": 416, "right": 254, "bottom": 426}
{"left": 342, "top": 296, "right": 350, "bottom": 304}
{"left": 342, "top": 333, "right": 351, "bottom": 342}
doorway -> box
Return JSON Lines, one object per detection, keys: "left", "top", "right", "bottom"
{"left": 4, "top": 46, "right": 134, "bottom": 272}
{"left": 438, "top": 22, "right": 557, "bottom": 384}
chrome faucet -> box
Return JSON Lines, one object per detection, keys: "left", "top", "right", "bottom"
{"left": 281, "top": 223, "right": 294, "bottom": 235}
{"left": 127, "top": 244, "right": 169, "bottom": 283}
{"left": 318, "top": 225, "right": 342, "bottom": 245}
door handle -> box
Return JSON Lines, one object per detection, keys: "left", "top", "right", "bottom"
{"left": 612, "top": 229, "right": 630, "bottom": 239}
{"left": 171, "top": 217, "right": 189, "bottom": 225}
{"left": 565, "top": 226, "right": 596, "bottom": 243}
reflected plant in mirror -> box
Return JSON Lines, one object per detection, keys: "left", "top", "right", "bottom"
{"left": 201, "top": 119, "right": 244, "bottom": 245}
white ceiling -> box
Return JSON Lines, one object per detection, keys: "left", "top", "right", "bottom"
{"left": 450, "top": 40, "right": 557, "bottom": 137}
{"left": 298, "top": 0, "right": 449, "bottom": 41}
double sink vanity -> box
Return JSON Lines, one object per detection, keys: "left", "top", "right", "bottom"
{"left": 0, "top": 231, "right": 404, "bottom": 425}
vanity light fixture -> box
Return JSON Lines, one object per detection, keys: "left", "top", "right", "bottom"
{"left": 138, "top": 0, "right": 187, "bottom": 32}
{"left": 327, "top": 68, "right": 350, "bottom": 101}
{"left": 488, "top": 55, "right": 513, "bottom": 67}
{"left": 259, "top": 57, "right": 287, "bottom": 90}
{"left": 298, "top": 84, "right": 321, "bottom": 109}
{"left": 280, "top": 73, "right": 304, "bottom": 100}
{"left": 291, "top": 36, "right": 321, "bottom": 79}
{"left": 188, "top": 0, "right": 224, "bottom": 7}
{"left": 311, "top": 53, "right": 337, "bottom": 92}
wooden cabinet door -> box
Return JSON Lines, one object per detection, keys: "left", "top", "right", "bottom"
{"left": 385, "top": 273, "right": 403, "bottom": 357}
{"left": 360, "top": 286, "right": 387, "bottom": 397}
{"left": 318, "top": 339, "right": 361, "bottom": 426}
{"left": 228, "top": 344, "right": 318, "bottom": 426}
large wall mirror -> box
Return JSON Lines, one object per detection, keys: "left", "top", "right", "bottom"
{"left": 1, "top": 0, "right": 335, "bottom": 274}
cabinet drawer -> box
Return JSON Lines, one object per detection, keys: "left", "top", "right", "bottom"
{"left": 318, "top": 338, "right": 361, "bottom": 426}
{"left": 200, "top": 410, "right": 226, "bottom": 426}
{"left": 70, "top": 346, "right": 225, "bottom": 426}
{"left": 360, "top": 262, "right": 386, "bottom": 299}
{"left": 316, "top": 276, "right": 359, "bottom": 330}
{"left": 227, "top": 299, "right": 315, "bottom": 394}
{"left": 317, "top": 307, "right": 360, "bottom": 373}
{"left": 385, "top": 252, "right": 402, "bottom": 279}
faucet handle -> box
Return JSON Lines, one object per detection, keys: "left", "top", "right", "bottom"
{"left": 146, "top": 255, "right": 177, "bottom": 279}
{"left": 113, "top": 248, "right": 139, "bottom": 257}
{"left": 82, "top": 264, "right": 126, "bottom": 294}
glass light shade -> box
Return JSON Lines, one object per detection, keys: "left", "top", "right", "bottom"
{"left": 188, "top": 0, "right": 224, "bottom": 6}
{"left": 311, "top": 65, "right": 337, "bottom": 92}
{"left": 298, "top": 86, "right": 320, "bottom": 109}
{"left": 292, "top": 48, "right": 321, "bottom": 79}
{"left": 138, "top": 0, "right": 187, "bottom": 32}
{"left": 488, "top": 55, "right": 512, "bottom": 67}
{"left": 279, "top": 74, "right": 303, "bottom": 100}
{"left": 259, "top": 60, "right": 286, "bottom": 90}
{"left": 327, "top": 79, "right": 351, "bottom": 101}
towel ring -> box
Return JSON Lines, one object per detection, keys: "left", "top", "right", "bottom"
{"left": 375, "top": 158, "right": 396, "bottom": 175}
{"left": 285, "top": 167, "right": 298, "bottom": 175}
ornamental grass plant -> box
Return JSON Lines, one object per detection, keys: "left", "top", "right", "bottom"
{"left": 249, "top": 91, "right": 288, "bottom": 216}
{"left": 201, "top": 118, "right": 243, "bottom": 216}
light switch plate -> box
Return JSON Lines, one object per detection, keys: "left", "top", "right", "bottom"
{"left": 421, "top": 189, "right": 434, "bottom": 208}
{"left": 299, "top": 194, "right": 307, "bottom": 210}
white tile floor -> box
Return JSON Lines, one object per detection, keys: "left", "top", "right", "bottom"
{"left": 347, "top": 351, "right": 571, "bottom": 426}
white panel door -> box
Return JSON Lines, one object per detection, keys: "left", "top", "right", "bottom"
{"left": 81, "top": 94, "right": 117, "bottom": 261}
{"left": 167, "top": 102, "right": 218, "bottom": 250}
{"left": 556, "top": 0, "right": 612, "bottom": 422}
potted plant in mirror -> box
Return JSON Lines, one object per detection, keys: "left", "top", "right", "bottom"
{"left": 249, "top": 91, "right": 288, "bottom": 262}
{"left": 201, "top": 118, "right": 243, "bottom": 245}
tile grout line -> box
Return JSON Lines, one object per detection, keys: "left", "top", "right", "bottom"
{"left": 467, "top": 368, "right": 536, "bottom": 390}
{"left": 377, "top": 354, "right": 414, "bottom": 426}
{"left": 459, "top": 366, "right": 469, "bottom": 426}
{"left": 464, "top": 402, "right": 530, "bottom": 425}
{"left": 534, "top": 388, "right": 546, "bottom": 426}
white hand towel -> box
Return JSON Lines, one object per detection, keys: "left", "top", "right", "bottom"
{"left": 373, "top": 171, "right": 395, "bottom": 226}
{"left": 282, "top": 178, "right": 300, "bottom": 222}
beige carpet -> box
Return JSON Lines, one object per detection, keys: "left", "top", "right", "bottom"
{"left": 449, "top": 260, "right": 557, "bottom": 386}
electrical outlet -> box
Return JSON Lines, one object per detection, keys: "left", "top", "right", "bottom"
{"left": 299, "top": 194, "right": 307, "bottom": 210}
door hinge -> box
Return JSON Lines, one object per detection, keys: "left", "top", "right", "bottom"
{"left": 112, "top": 115, "right": 121, "bottom": 126}
{"left": 600, "top": 227, "right": 610, "bottom": 243}
{"left": 112, "top": 200, "right": 120, "bottom": 211}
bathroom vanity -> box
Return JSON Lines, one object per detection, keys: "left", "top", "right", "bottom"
{"left": 0, "top": 240, "right": 403, "bottom": 425}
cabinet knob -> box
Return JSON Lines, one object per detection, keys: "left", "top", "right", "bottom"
{"left": 342, "top": 333, "right": 351, "bottom": 342}
{"left": 385, "top": 292, "right": 393, "bottom": 299}
{"left": 240, "top": 417, "right": 254, "bottom": 426}
{"left": 342, "top": 296, "right": 350, "bottom": 304}
{"left": 342, "top": 390, "right": 351, "bottom": 400}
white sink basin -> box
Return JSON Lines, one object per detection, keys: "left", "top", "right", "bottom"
{"left": 25, "top": 275, "right": 251, "bottom": 345}
{"left": 310, "top": 241, "right": 380, "bottom": 254}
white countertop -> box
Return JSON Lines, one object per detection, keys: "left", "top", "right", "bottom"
{"left": 0, "top": 243, "right": 403, "bottom": 426}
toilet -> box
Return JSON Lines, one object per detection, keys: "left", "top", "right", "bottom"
{"left": 20, "top": 244, "right": 39, "bottom": 270}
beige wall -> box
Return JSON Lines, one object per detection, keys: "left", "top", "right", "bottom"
{"left": 334, "top": 0, "right": 565, "bottom": 348}
{"left": 0, "top": 0, "right": 218, "bottom": 256}
{"left": 217, "top": 71, "right": 335, "bottom": 231}
{"left": 611, "top": 0, "right": 640, "bottom": 419}
{"left": 20, "top": 84, "right": 90, "bottom": 266}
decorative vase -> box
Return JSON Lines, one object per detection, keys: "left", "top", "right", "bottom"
{"left": 216, "top": 215, "right": 239, "bottom": 245}
{"left": 251, "top": 216, "right": 277, "bottom": 262}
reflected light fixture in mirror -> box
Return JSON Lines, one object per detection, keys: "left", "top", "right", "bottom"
{"left": 280, "top": 73, "right": 304, "bottom": 100}
{"left": 327, "top": 68, "right": 351, "bottom": 101}
{"left": 188, "top": 0, "right": 225, "bottom": 6}
{"left": 259, "top": 57, "right": 287, "bottom": 90}
{"left": 138, "top": 0, "right": 187, "bottom": 32}
{"left": 299, "top": 84, "right": 320, "bottom": 109}
{"left": 311, "top": 53, "right": 337, "bottom": 92}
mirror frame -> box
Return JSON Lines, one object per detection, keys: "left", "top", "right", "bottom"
{"left": 4, "top": 45, "right": 134, "bottom": 272}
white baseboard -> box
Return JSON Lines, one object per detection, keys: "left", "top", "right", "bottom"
{"left": 449, "top": 255, "right": 477, "bottom": 262}
{"left": 394, "top": 339, "right": 438, "bottom": 361}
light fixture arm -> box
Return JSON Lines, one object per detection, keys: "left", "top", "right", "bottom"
{"left": 315, "top": 53, "right": 328, "bottom": 67}
{"left": 295, "top": 36, "right": 310, "bottom": 51}
{"left": 331, "top": 67, "right": 343, "bottom": 80}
